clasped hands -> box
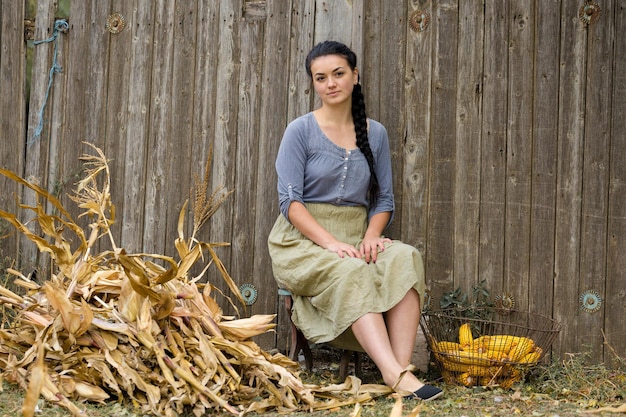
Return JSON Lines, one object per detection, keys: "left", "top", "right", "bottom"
{"left": 326, "top": 235, "right": 392, "bottom": 263}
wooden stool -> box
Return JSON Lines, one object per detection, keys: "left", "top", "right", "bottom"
{"left": 278, "top": 288, "right": 362, "bottom": 380}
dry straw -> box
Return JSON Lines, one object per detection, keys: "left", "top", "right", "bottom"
{"left": 0, "top": 143, "right": 394, "bottom": 416}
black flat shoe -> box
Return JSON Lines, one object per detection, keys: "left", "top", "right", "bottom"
{"left": 403, "top": 384, "right": 444, "bottom": 401}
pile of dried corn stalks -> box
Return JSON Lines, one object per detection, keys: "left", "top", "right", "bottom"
{"left": 0, "top": 144, "right": 395, "bottom": 416}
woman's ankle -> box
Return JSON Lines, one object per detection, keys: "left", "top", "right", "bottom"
{"left": 386, "top": 369, "right": 424, "bottom": 394}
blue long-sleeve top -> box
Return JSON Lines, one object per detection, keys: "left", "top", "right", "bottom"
{"left": 275, "top": 112, "right": 395, "bottom": 223}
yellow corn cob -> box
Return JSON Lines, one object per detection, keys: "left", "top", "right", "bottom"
{"left": 444, "top": 349, "right": 493, "bottom": 367}
{"left": 509, "top": 336, "right": 533, "bottom": 347}
{"left": 441, "top": 369, "right": 456, "bottom": 384}
{"left": 461, "top": 336, "right": 492, "bottom": 354}
{"left": 499, "top": 368, "right": 523, "bottom": 389}
{"left": 483, "top": 335, "right": 518, "bottom": 353}
{"left": 485, "top": 349, "right": 509, "bottom": 362}
{"left": 457, "top": 372, "right": 475, "bottom": 387}
{"left": 508, "top": 337, "right": 535, "bottom": 362}
{"left": 469, "top": 335, "right": 489, "bottom": 352}
{"left": 458, "top": 323, "right": 474, "bottom": 348}
{"left": 519, "top": 351, "right": 541, "bottom": 364}
{"left": 441, "top": 358, "right": 471, "bottom": 373}
{"left": 436, "top": 340, "right": 463, "bottom": 353}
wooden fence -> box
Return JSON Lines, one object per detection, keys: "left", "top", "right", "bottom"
{"left": 1, "top": 0, "right": 624, "bottom": 366}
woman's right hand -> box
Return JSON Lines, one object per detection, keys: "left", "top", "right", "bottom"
{"left": 289, "top": 202, "right": 362, "bottom": 259}
{"left": 325, "top": 241, "right": 362, "bottom": 259}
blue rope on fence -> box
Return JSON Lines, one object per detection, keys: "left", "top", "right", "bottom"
{"left": 29, "top": 19, "right": 69, "bottom": 146}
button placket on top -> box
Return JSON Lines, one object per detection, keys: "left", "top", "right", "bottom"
{"left": 336, "top": 150, "right": 351, "bottom": 203}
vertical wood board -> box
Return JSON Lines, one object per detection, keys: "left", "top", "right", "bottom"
{"left": 453, "top": 0, "right": 483, "bottom": 295}
{"left": 425, "top": 0, "right": 458, "bottom": 292}
{"left": 504, "top": 0, "right": 534, "bottom": 311}
{"left": 528, "top": 0, "right": 560, "bottom": 321}
{"left": 577, "top": 0, "right": 614, "bottom": 363}
{"left": 0, "top": 1, "right": 26, "bottom": 260}
{"left": 478, "top": 1, "right": 508, "bottom": 297}
{"left": 142, "top": 0, "right": 176, "bottom": 257}
{"left": 552, "top": 0, "right": 587, "bottom": 356}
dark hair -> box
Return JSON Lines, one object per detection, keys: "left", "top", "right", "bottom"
{"left": 305, "top": 41, "right": 379, "bottom": 207}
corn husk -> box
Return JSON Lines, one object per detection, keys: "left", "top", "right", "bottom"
{"left": 0, "top": 144, "right": 392, "bottom": 416}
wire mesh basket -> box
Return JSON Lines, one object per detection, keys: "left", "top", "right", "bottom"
{"left": 420, "top": 308, "right": 561, "bottom": 388}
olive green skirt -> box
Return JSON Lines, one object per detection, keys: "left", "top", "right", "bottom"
{"left": 268, "top": 203, "right": 426, "bottom": 350}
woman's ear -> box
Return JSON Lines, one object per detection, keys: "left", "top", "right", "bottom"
{"left": 353, "top": 67, "right": 359, "bottom": 85}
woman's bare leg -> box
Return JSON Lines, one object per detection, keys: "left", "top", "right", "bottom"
{"left": 385, "top": 288, "right": 421, "bottom": 366}
{"left": 351, "top": 311, "right": 424, "bottom": 394}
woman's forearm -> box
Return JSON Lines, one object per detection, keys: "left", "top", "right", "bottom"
{"left": 365, "top": 211, "right": 391, "bottom": 238}
{"left": 287, "top": 201, "right": 339, "bottom": 249}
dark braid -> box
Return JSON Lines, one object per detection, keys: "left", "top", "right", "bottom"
{"left": 351, "top": 82, "right": 379, "bottom": 206}
{"left": 305, "top": 41, "right": 380, "bottom": 207}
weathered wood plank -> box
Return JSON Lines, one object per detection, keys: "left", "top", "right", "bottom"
{"left": 229, "top": 8, "right": 264, "bottom": 320}
{"left": 361, "top": 0, "right": 382, "bottom": 118}
{"left": 103, "top": 0, "right": 134, "bottom": 249}
{"left": 286, "top": 0, "right": 315, "bottom": 122}
{"left": 189, "top": 0, "right": 221, "bottom": 258}
{"left": 188, "top": 0, "right": 227, "bottom": 312}
{"left": 60, "top": 2, "right": 112, "bottom": 245}
{"left": 58, "top": 1, "right": 89, "bottom": 223}
{"left": 578, "top": 0, "right": 614, "bottom": 363}
{"left": 164, "top": 0, "right": 197, "bottom": 254}
{"left": 142, "top": 0, "right": 175, "bottom": 257}
{"left": 377, "top": 0, "right": 408, "bottom": 240}
{"left": 80, "top": 2, "right": 111, "bottom": 156}
{"left": 350, "top": 0, "right": 364, "bottom": 65}
{"left": 425, "top": 0, "right": 458, "bottom": 296}
{"left": 552, "top": 0, "right": 587, "bottom": 357}
{"left": 605, "top": 0, "right": 626, "bottom": 365}
{"left": 503, "top": 0, "right": 534, "bottom": 311}
{"left": 402, "top": 0, "right": 434, "bottom": 372}
{"left": 314, "top": 0, "right": 352, "bottom": 45}
{"left": 0, "top": 1, "right": 26, "bottom": 261}
{"left": 453, "top": 0, "right": 483, "bottom": 296}
{"left": 21, "top": 0, "right": 60, "bottom": 271}
{"left": 478, "top": 0, "right": 508, "bottom": 299}
{"left": 250, "top": 0, "right": 292, "bottom": 350}
{"left": 528, "top": 0, "right": 560, "bottom": 321}
{"left": 401, "top": 0, "right": 432, "bottom": 257}
{"left": 206, "top": 0, "right": 241, "bottom": 303}
{"left": 119, "top": 1, "right": 156, "bottom": 253}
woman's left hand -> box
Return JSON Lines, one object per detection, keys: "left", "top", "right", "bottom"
{"left": 359, "top": 236, "right": 392, "bottom": 263}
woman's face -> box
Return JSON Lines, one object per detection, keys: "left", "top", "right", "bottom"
{"left": 309, "top": 54, "right": 358, "bottom": 107}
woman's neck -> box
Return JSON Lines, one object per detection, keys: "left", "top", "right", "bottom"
{"left": 313, "top": 105, "right": 353, "bottom": 127}
{"left": 312, "top": 106, "right": 357, "bottom": 150}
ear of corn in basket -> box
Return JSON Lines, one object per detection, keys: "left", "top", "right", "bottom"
{"left": 432, "top": 322, "right": 543, "bottom": 387}
{"left": 458, "top": 323, "right": 474, "bottom": 348}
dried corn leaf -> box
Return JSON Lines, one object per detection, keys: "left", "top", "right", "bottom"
{"left": 0, "top": 167, "right": 73, "bottom": 220}
{"left": 22, "top": 337, "right": 46, "bottom": 417}
{"left": 218, "top": 314, "right": 277, "bottom": 341}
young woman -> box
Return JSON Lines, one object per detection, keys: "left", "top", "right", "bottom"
{"left": 268, "top": 41, "right": 442, "bottom": 401}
